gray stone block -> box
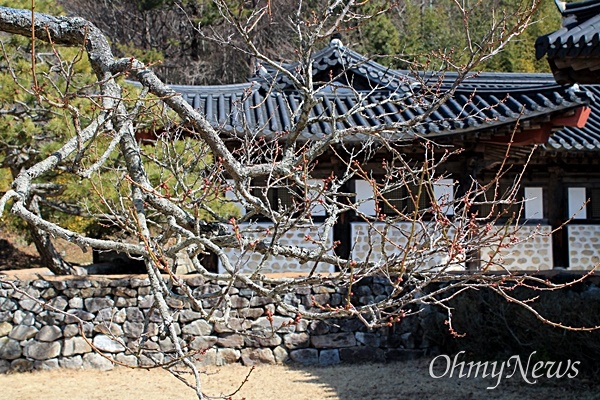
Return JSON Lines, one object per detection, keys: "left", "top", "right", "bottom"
{"left": 84, "top": 297, "right": 114, "bottom": 313}
{"left": 94, "top": 322, "right": 124, "bottom": 337}
{"left": 34, "top": 359, "right": 59, "bottom": 370}
{"left": 216, "top": 333, "right": 244, "bottom": 349}
{"left": 252, "top": 316, "right": 296, "bottom": 333}
{"left": 244, "top": 332, "right": 282, "bottom": 348}
{"left": 124, "top": 321, "right": 145, "bottom": 338}
{"left": 231, "top": 307, "right": 264, "bottom": 319}
{"left": 319, "top": 349, "right": 340, "bottom": 366}
{"left": 339, "top": 346, "right": 385, "bottom": 363}
{"left": 0, "top": 337, "right": 22, "bottom": 360}
{"left": 177, "top": 309, "right": 202, "bottom": 323}
{"left": 95, "top": 307, "right": 126, "bottom": 324}
{"left": 214, "top": 318, "right": 252, "bottom": 333}
{"left": 355, "top": 331, "right": 381, "bottom": 347}
{"left": 69, "top": 280, "right": 92, "bottom": 289}
{"left": 112, "top": 287, "right": 136, "bottom": 298}
{"left": 189, "top": 336, "right": 218, "bottom": 350}
{"left": 283, "top": 332, "right": 310, "bottom": 350}
{"left": 0, "top": 311, "right": 11, "bottom": 322}
{"left": 93, "top": 335, "right": 126, "bottom": 353}
{"left": 40, "top": 288, "right": 57, "bottom": 300}
{"left": 311, "top": 332, "right": 356, "bottom": 349}
{"left": 249, "top": 296, "right": 273, "bottom": 307}
{"left": 32, "top": 280, "right": 51, "bottom": 289}
{"left": 146, "top": 308, "right": 163, "bottom": 323}
{"left": 126, "top": 307, "right": 145, "bottom": 322}
{"left": 9, "top": 324, "right": 38, "bottom": 341}
{"left": 115, "top": 297, "right": 137, "bottom": 307}
{"left": 115, "top": 353, "right": 138, "bottom": 367}
{"left": 68, "top": 297, "right": 83, "bottom": 309}
{"left": 83, "top": 353, "right": 114, "bottom": 370}
{"left": 182, "top": 320, "right": 212, "bottom": 336}
{"left": 137, "top": 286, "right": 152, "bottom": 296}
{"left": 308, "top": 320, "right": 329, "bottom": 335}
{"left": 49, "top": 296, "right": 68, "bottom": 311}
{"left": 137, "top": 295, "right": 154, "bottom": 309}
{"left": 11, "top": 358, "right": 33, "bottom": 372}
{"left": 39, "top": 311, "right": 65, "bottom": 325}
{"left": 217, "top": 348, "right": 241, "bottom": 365}
{"left": 0, "top": 321, "right": 12, "bottom": 337}
{"left": 240, "top": 348, "right": 275, "bottom": 366}
{"left": 194, "top": 348, "right": 218, "bottom": 366}
{"left": 401, "top": 332, "right": 416, "bottom": 349}
{"left": 289, "top": 348, "right": 318, "bottom": 365}
{"left": 273, "top": 346, "right": 289, "bottom": 364}
{"left": 50, "top": 281, "right": 67, "bottom": 291}
{"left": 139, "top": 352, "right": 164, "bottom": 367}
{"left": 25, "top": 341, "right": 61, "bottom": 360}
{"left": 65, "top": 309, "right": 95, "bottom": 323}
{"left": 36, "top": 325, "right": 62, "bottom": 342}
{"left": 63, "top": 337, "right": 92, "bottom": 356}
{"left": 0, "top": 298, "right": 16, "bottom": 311}
{"left": 13, "top": 310, "right": 35, "bottom": 326}
{"left": 59, "top": 355, "right": 84, "bottom": 369}
{"left": 230, "top": 295, "right": 250, "bottom": 309}
{"left": 63, "top": 324, "right": 80, "bottom": 338}
{"left": 130, "top": 278, "right": 150, "bottom": 288}
{"left": 0, "top": 359, "right": 10, "bottom": 373}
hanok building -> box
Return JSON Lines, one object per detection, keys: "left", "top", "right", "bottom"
{"left": 169, "top": 35, "right": 600, "bottom": 274}
{"left": 535, "top": 0, "right": 600, "bottom": 271}
{"left": 536, "top": 0, "right": 600, "bottom": 84}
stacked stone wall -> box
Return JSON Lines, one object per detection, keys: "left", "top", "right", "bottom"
{"left": 568, "top": 225, "right": 600, "bottom": 270}
{"left": 0, "top": 275, "right": 430, "bottom": 372}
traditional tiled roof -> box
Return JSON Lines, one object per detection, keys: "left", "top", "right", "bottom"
{"left": 171, "top": 41, "right": 592, "bottom": 143}
{"left": 535, "top": 0, "right": 600, "bottom": 84}
{"left": 546, "top": 84, "right": 600, "bottom": 151}
{"left": 251, "top": 39, "right": 417, "bottom": 93}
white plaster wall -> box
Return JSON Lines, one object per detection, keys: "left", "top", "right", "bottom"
{"left": 568, "top": 225, "right": 600, "bottom": 270}
{"left": 350, "top": 222, "right": 465, "bottom": 272}
{"left": 568, "top": 187, "right": 587, "bottom": 220}
{"left": 524, "top": 187, "right": 544, "bottom": 220}
{"left": 433, "top": 178, "right": 455, "bottom": 215}
{"left": 224, "top": 179, "right": 245, "bottom": 216}
{"left": 219, "top": 222, "right": 335, "bottom": 274}
{"left": 481, "top": 225, "right": 553, "bottom": 271}
{"left": 355, "top": 180, "right": 376, "bottom": 216}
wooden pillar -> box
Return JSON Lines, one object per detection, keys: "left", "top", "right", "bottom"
{"left": 455, "top": 152, "right": 485, "bottom": 271}
{"left": 547, "top": 167, "right": 568, "bottom": 268}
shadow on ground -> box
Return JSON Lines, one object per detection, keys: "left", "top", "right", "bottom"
{"left": 283, "top": 358, "right": 600, "bottom": 400}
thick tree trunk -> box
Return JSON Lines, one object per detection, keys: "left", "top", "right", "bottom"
{"left": 28, "top": 222, "right": 77, "bottom": 275}
{"left": 8, "top": 158, "right": 78, "bottom": 276}
{"left": 26, "top": 196, "right": 78, "bottom": 275}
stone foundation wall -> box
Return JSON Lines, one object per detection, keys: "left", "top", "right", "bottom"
{"left": 0, "top": 275, "right": 430, "bottom": 372}
{"left": 482, "top": 225, "right": 553, "bottom": 271}
{"left": 568, "top": 225, "right": 600, "bottom": 270}
{"left": 218, "top": 222, "right": 335, "bottom": 274}
{"left": 351, "top": 222, "right": 464, "bottom": 271}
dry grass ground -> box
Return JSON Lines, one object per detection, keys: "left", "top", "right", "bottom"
{"left": 0, "top": 359, "right": 598, "bottom": 400}
{"left": 0, "top": 232, "right": 598, "bottom": 399}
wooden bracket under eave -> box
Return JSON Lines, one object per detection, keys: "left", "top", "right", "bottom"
{"left": 488, "top": 106, "right": 592, "bottom": 146}
{"left": 551, "top": 106, "right": 591, "bottom": 128}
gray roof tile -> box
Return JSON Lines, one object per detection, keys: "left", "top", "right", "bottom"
{"left": 167, "top": 45, "right": 595, "bottom": 149}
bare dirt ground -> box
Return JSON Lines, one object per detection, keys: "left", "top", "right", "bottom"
{"left": 0, "top": 359, "right": 598, "bottom": 400}
{"left": 0, "top": 230, "right": 92, "bottom": 271}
